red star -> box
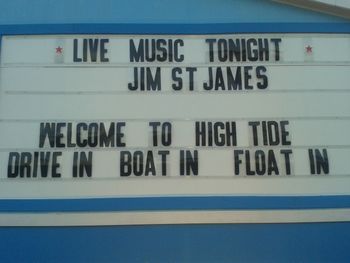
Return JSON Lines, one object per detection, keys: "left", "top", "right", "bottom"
{"left": 56, "top": 46, "right": 63, "bottom": 54}
{"left": 305, "top": 45, "right": 312, "bottom": 53}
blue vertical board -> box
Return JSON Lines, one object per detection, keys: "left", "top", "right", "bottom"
{"left": 1, "top": 223, "right": 350, "bottom": 263}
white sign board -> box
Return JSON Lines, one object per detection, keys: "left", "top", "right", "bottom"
{"left": 0, "top": 34, "right": 349, "bottom": 199}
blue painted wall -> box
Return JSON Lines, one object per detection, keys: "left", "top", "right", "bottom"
{"left": 0, "top": 0, "right": 347, "bottom": 25}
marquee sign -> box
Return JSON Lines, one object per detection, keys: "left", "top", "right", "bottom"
{"left": 0, "top": 34, "right": 349, "bottom": 198}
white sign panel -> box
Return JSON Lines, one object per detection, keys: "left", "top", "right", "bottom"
{"left": 0, "top": 34, "right": 349, "bottom": 199}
